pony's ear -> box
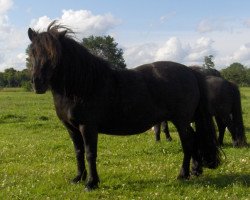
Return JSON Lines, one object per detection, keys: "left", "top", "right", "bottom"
{"left": 28, "top": 28, "right": 37, "bottom": 41}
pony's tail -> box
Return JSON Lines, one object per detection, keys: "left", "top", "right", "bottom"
{"left": 192, "top": 70, "right": 221, "bottom": 169}
{"left": 231, "top": 82, "right": 247, "bottom": 147}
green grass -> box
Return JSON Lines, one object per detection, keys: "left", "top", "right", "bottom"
{"left": 0, "top": 89, "right": 249, "bottom": 200}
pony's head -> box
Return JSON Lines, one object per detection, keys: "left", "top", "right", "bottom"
{"left": 27, "top": 21, "right": 68, "bottom": 93}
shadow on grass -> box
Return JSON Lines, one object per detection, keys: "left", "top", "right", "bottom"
{"left": 220, "top": 142, "right": 250, "bottom": 149}
{"left": 100, "top": 173, "right": 250, "bottom": 191}
{"left": 0, "top": 114, "right": 27, "bottom": 124}
{"left": 187, "top": 173, "right": 250, "bottom": 188}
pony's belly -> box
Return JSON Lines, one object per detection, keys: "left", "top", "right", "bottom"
{"left": 98, "top": 108, "right": 167, "bottom": 135}
{"left": 98, "top": 122, "right": 152, "bottom": 135}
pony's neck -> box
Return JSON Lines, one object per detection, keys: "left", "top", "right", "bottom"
{"left": 50, "top": 37, "right": 113, "bottom": 99}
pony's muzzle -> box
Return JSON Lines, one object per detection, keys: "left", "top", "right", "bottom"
{"left": 32, "top": 77, "right": 48, "bottom": 94}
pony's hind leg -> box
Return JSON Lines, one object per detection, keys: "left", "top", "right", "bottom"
{"left": 226, "top": 116, "right": 239, "bottom": 147}
{"left": 215, "top": 116, "right": 226, "bottom": 146}
{"left": 153, "top": 123, "right": 161, "bottom": 141}
{"left": 174, "top": 121, "right": 193, "bottom": 179}
{"left": 64, "top": 122, "right": 87, "bottom": 183}
{"left": 189, "top": 126, "right": 203, "bottom": 176}
{"left": 162, "top": 121, "right": 172, "bottom": 141}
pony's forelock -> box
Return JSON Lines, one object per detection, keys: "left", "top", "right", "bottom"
{"left": 29, "top": 20, "right": 75, "bottom": 67}
{"left": 47, "top": 20, "right": 75, "bottom": 39}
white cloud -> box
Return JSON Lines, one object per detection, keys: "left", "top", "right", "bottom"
{"left": 0, "top": 14, "right": 28, "bottom": 71}
{"left": 0, "top": 0, "right": 13, "bottom": 34}
{"left": 124, "top": 37, "right": 216, "bottom": 68}
{"left": 232, "top": 43, "right": 250, "bottom": 61}
{"left": 61, "top": 10, "right": 120, "bottom": 36}
{"left": 30, "top": 9, "right": 121, "bottom": 39}
{"left": 197, "top": 20, "right": 214, "bottom": 33}
{"left": 30, "top": 16, "right": 52, "bottom": 31}
{"left": 186, "top": 37, "right": 215, "bottom": 63}
{"left": 197, "top": 18, "right": 234, "bottom": 33}
{"left": 1, "top": 52, "right": 27, "bottom": 71}
{"left": 244, "top": 19, "right": 250, "bottom": 28}
{"left": 124, "top": 43, "right": 158, "bottom": 68}
{"left": 155, "top": 37, "right": 186, "bottom": 61}
{"left": 220, "top": 43, "right": 250, "bottom": 66}
{"left": 0, "top": 0, "right": 13, "bottom": 14}
{"left": 0, "top": 0, "right": 27, "bottom": 71}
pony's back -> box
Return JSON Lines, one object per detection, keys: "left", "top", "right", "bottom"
{"left": 190, "top": 66, "right": 221, "bottom": 77}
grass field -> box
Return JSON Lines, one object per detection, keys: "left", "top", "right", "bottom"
{"left": 0, "top": 88, "right": 249, "bottom": 199}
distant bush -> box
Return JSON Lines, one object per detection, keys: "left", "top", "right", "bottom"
{"left": 21, "top": 81, "right": 33, "bottom": 92}
{"left": 221, "top": 62, "right": 250, "bottom": 86}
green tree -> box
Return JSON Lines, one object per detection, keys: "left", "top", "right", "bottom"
{"left": 0, "top": 72, "right": 6, "bottom": 87}
{"left": 82, "top": 35, "right": 126, "bottom": 69}
{"left": 3, "top": 68, "right": 18, "bottom": 87}
{"left": 203, "top": 55, "right": 215, "bottom": 69}
{"left": 0, "top": 68, "right": 31, "bottom": 88}
{"left": 221, "top": 62, "right": 247, "bottom": 85}
{"left": 245, "top": 68, "right": 250, "bottom": 86}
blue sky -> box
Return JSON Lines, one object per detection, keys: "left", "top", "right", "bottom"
{"left": 1, "top": 0, "right": 250, "bottom": 71}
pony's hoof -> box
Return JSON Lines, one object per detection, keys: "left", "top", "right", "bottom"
{"left": 233, "top": 140, "right": 248, "bottom": 148}
{"left": 177, "top": 168, "right": 190, "bottom": 180}
{"left": 191, "top": 165, "right": 203, "bottom": 177}
{"left": 71, "top": 172, "right": 87, "bottom": 184}
{"left": 84, "top": 182, "right": 99, "bottom": 191}
{"left": 191, "top": 169, "right": 203, "bottom": 177}
{"left": 177, "top": 173, "right": 190, "bottom": 180}
{"left": 167, "top": 137, "right": 172, "bottom": 142}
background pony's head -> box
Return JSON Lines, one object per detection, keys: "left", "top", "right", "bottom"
{"left": 27, "top": 21, "right": 68, "bottom": 93}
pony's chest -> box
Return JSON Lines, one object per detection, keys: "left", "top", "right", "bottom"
{"left": 53, "top": 100, "right": 72, "bottom": 122}
{"left": 53, "top": 97, "right": 95, "bottom": 126}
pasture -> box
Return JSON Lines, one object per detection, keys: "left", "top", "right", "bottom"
{"left": 0, "top": 88, "right": 249, "bottom": 199}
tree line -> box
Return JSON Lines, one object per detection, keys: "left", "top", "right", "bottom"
{"left": 0, "top": 68, "right": 31, "bottom": 89}
{"left": 0, "top": 36, "right": 250, "bottom": 90}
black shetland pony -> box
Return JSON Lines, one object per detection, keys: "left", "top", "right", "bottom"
{"left": 206, "top": 76, "right": 247, "bottom": 147}
{"left": 154, "top": 68, "right": 247, "bottom": 147}
{"left": 27, "top": 21, "right": 220, "bottom": 190}
{"left": 154, "top": 66, "right": 222, "bottom": 142}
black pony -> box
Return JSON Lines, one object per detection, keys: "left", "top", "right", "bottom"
{"left": 27, "top": 21, "right": 220, "bottom": 190}
{"left": 154, "top": 68, "right": 247, "bottom": 147}
{"left": 206, "top": 76, "right": 247, "bottom": 146}
{"left": 154, "top": 66, "right": 222, "bottom": 142}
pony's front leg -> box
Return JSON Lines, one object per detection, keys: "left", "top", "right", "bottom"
{"left": 79, "top": 125, "right": 99, "bottom": 191}
{"left": 64, "top": 122, "right": 87, "bottom": 183}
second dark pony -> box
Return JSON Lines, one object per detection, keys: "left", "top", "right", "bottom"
{"left": 27, "top": 22, "right": 221, "bottom": 190}
{"left": 154, "top": 68, "right": 247, "bottom": 147}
